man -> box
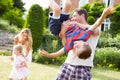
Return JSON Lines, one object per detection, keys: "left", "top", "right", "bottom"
{"left": 39, "top": 6, "right": 113, "bottom": 80}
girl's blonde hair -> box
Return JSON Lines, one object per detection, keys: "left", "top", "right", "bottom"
{"left": 18, "top": 28, "right": 33, "bottom": 50}
{"left": 13, "top": 45, "right": 23, "bottom": 55}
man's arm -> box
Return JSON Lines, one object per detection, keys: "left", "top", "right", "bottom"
{"left": 89, "top": 6, "right": 114, "bottom": 31}
{"left": 38, "top": 48, "right": 64, "bottom": 58}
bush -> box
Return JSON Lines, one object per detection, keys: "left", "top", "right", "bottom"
{"left": 0, "top": 51, "right": 12, "bottom": 56}
{"left": 0, "top": 19, "right": 9, "bottom": 30}
{"left": 87, "top": 16, "right": 96, "bottom": 25}
{"left": 2, "top": 8, "right": 24, "bottom": 28}
{"left": 94, "top": 47, "right": 120, "bottom": 70}
{"left": 33, "top": 52, "right": 66, "bottom": 65}
{"left": 24, "top": 4, "right": 44, "bottom": 51}
{"left": 97, "top": 32, "right": 120, "bottom": 48}
{"left": 7, "top": 25, "right": 20, "bottom": 33}
{"left": 40, "top": 34, "right": 61, "bottom": 51}
{"left": 110, "top": 4, "right": 120, "bottom": 36}
{"left": 0, "top": 19, "right": 19, "bottom": 33}
{"left": 32, "top": 34, "right": 66, "bottom": 65}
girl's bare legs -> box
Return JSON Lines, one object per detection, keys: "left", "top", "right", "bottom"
{"left": 19, "top": 77, "right": 27, "bottom": 80}
{"left": 24, "top": 77, "right": 27, "bottom": 80}
{"left": 9, "top": 78, "right": 13, "bottom": 80}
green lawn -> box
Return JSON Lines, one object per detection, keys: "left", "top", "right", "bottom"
{"left": 0, "top": 56, "right": 120, "bottom": 80}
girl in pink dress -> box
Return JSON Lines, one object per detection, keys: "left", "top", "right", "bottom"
{"left": 9, "top": 45, "right": 29, "bottom": 80}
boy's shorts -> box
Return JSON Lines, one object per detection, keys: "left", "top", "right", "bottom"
{"left": 48, "top": 13, "right": 69, "bottom": 36}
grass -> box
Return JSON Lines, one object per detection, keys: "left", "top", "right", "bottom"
{"left": 92, "top": 68, "right": 120, "bottom": 80}
{"left": 0, "top": 56, "right": 120, "bottom": 80}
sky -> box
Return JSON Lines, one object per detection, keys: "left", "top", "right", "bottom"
{"left": 22, "top": 0, "right": 49, "bottom": 11}
{"left": 22, "top": 0, "right": 88, "bottom": 11}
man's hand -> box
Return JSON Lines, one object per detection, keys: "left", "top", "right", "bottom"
{"left": 38, "top": 49, "right": 49, "bottom": 57}
{"left": 103, "top": 6, "right": 114, "bottom": 16}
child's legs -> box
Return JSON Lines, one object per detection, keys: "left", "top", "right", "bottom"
{"left": 48, "top": 0, "right": 62, "bottom": 35}
{"left": 49, "top": 0, "right": 61, "bottom": 17}
{"left": 49, "top": 0, "right": 61, "bottom": 12}
{"left": 71, "top": 0, "right": 79, "bottom": 11}
{"left": 9, "top": 78, "right": 13, "bottom": 80}
{"left": 21, "top": 77, "right": 27, "bottom": 80}
{"left": 60, "top": 0, "right": 71, "bottom": 23}
{"left": 62, "top": 0, "right": 72, "bottom": 13}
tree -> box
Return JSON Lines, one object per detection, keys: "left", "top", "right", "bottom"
{"left": 44, "top": 8, "right": 49, "bottom": 28}
{"left": 24, "top": 4, "right": 44, "bottom": 51}
{"left": 2, "top": 8, "right": 24, "bottom": 28}
{"left": 87, "top": 16, "right": 96, "bottom": 25}
{"left": 82, "top": 2, "right": 105, "bottom": 24}
{"left": 0, "top": 0, "right": 25, "bottom": 28}
{"left": 110, "top": 4, "right": 120, "bottom": 36}
{"left": 88, "top": 2, "right": 105, "bottom": 18}
{"left": 13, "top": 0, "right": 26, "bottom": 12}
{"left": 0, "top": 0, "right": 13, "bottom": 16}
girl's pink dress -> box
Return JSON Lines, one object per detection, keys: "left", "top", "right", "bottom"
{"left": 9, "top": 55, "right": 29, "bottom": 79}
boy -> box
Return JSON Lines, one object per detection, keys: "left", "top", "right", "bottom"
{"left": 48, "top": 0, "right": 72, "bottom": 35}
{"left": 48, "top": 0, "right": 92, "bottom": 59}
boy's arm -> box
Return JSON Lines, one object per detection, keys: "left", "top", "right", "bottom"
{"left": 59, "top": 23, "right": 69, "bottom": 45}
{"left": 38, "top": 48, "right": 64, "bottom": 58}
{"left": 73, "top": 21, "right": 90, "bottom": 29}
{"left": 59, "top": 32, "right": 66, "bottom": 45}
{"left": 89, "top": 6, "right": 114, "bottom": 31}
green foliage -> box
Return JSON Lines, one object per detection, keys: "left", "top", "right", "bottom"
{"left": 34, "top": 53, "right": 66, "bottom": 65}
{"left": 44, "top": 8, "right": 49, "bottom": 28}
{"left": 2, "top": 8, "right": 24, "bottom": 28}
{"left": 82, "top": 2, "right": 105, "bottom": 24}
{"left": 0, "top": 19, "right": 19, "bottom": 33}
{"left": 81, "top": 4, "right": 90, "bottom": 12}
{"left": 13, "top": 0, "right": 26, "bottom": 12}
{"left": 110, "top": 4, "right": 120, "bottom": 36}
{"left": 89, "top": 2, "right": 105, "bottom": 18}
{"left": 0, "top": 0, "right": 25, "bottom": 28}
{"left": 24, "top": 4, "right": 44, "bottom": 51}
{"left": 40, "top": 34, "right": 59, "bottom": 51}
{"left": 94, "top": 47, "right": 120, "bottom": 70}
{"left": 0, "top": 51, "right": 11, "bottom": 56}
{"left": 0, "top": 19, "right": 9, "bottom": 30}
{"left": 87, "top": 16, "right": 96, "bottom": 25}
{"left": 0, "top": 0, "right": 13, "bottom": 16}
{"left": 33, "top": 34, "right": 66, "bottom": 65}
{"left": 97, "top": 32, "right": 120, "bottom": 48}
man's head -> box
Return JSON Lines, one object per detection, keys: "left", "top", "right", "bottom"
{"left": 73, "top": 40, "right": 92, "bottom": 59}
{"left": 71, "top": 8, "right": 88, "bottom": 23}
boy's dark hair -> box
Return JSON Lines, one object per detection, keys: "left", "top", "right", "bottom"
{"left": 77, "top": 45, "right": 92, "bottom": 59}
{"left": 74, "top": 8, "right": 88, "bottom": 21}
